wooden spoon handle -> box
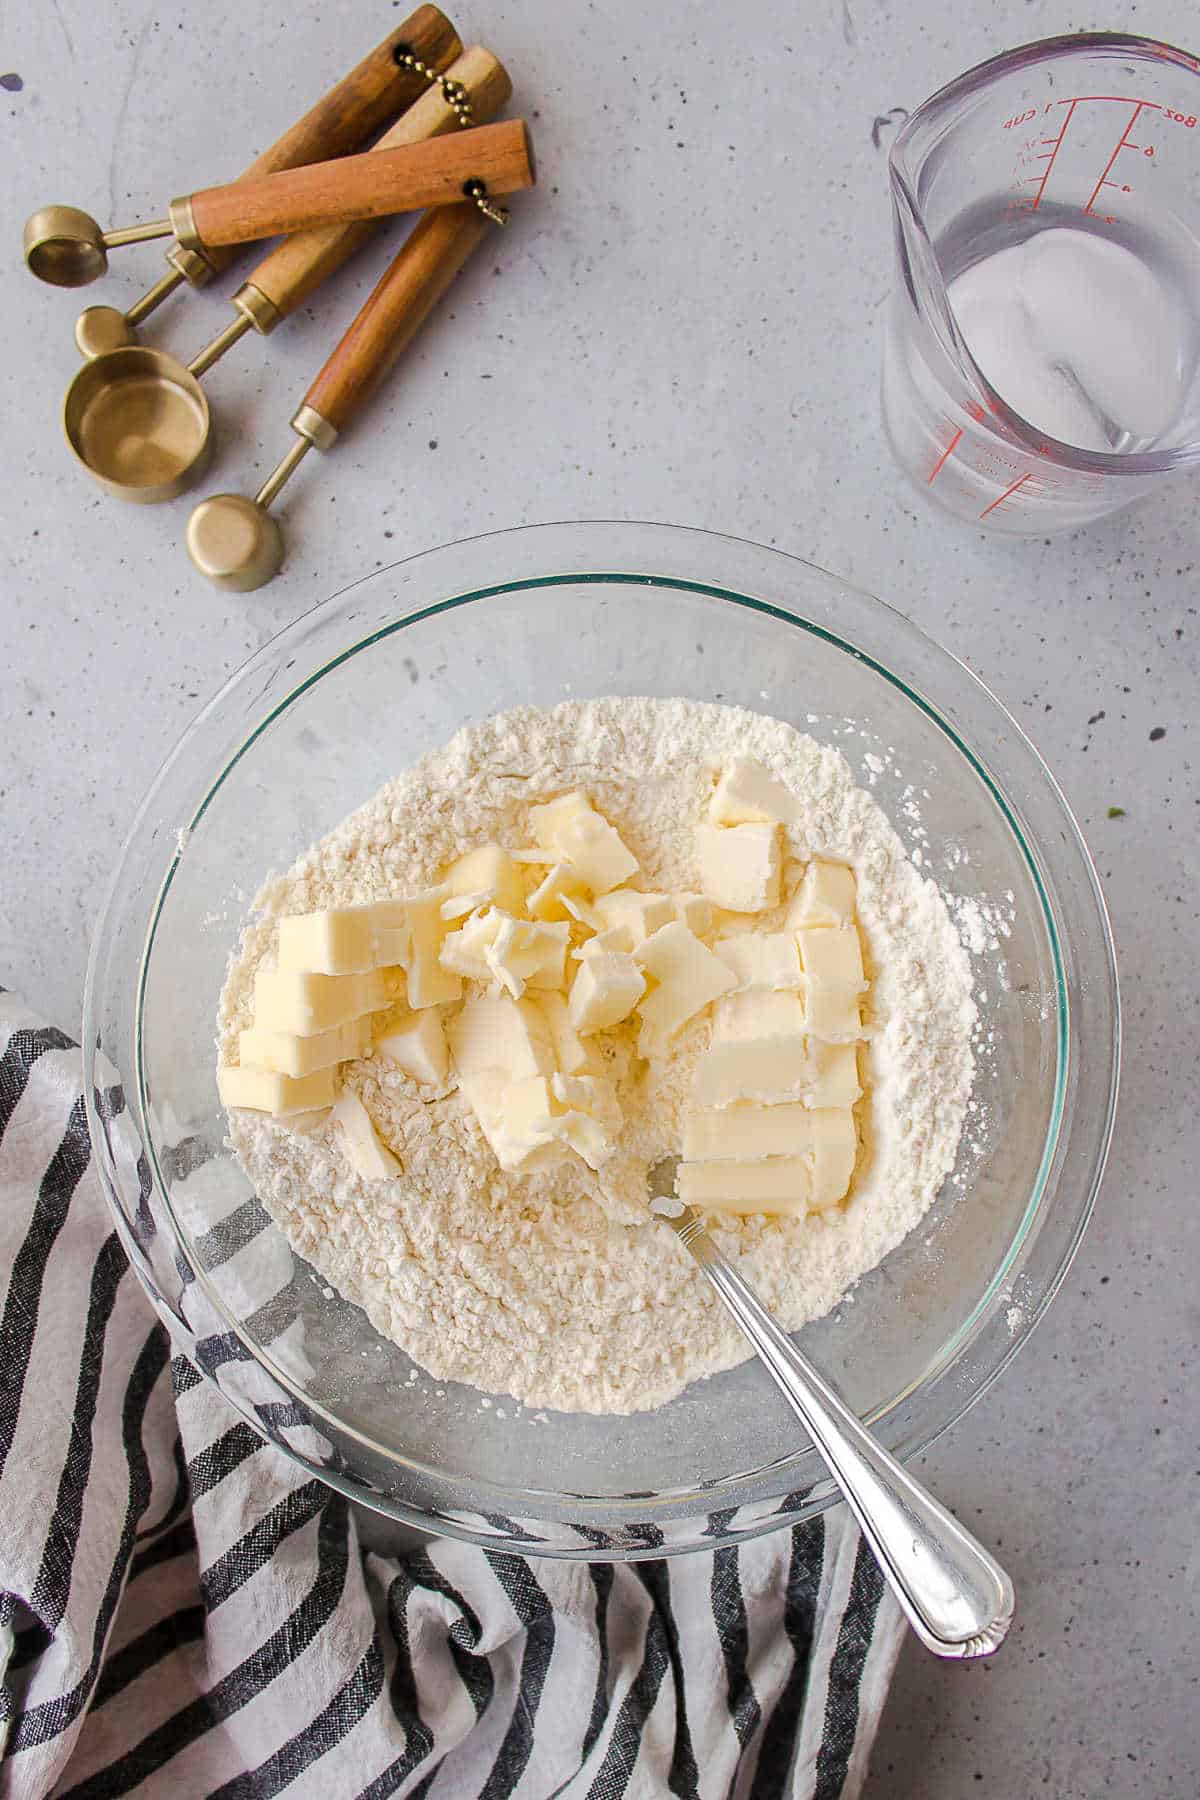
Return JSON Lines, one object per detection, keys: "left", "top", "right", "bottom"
{"left": 201, "top": 5, "right": 461, "bottom": 279}
{"left": 178, "top": 121, "right": 533, "bottom": 250}
{"left": 300, "top": 203, "right": 489, "bottom": 438}
{"left": 241, "top": 45, "right": 511, "bottom": 325}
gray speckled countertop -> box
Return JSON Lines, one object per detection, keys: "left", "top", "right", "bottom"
{"left": 2, "top": 1, "right": 1197, "bottom": 1792}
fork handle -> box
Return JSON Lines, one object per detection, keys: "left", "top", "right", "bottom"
{"left": 684, "top": 1223, "right": 1014, "bottom": 1657}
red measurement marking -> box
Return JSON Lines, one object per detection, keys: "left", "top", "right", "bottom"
{"left": 1084, "top": 101, "right": 1150, "bottom": 214}
{"left": 979, "top": 472, "right": 1032, "bottom": 518}
{"left": 1052, "top": 94, "right": 1162, "bottom": 106}
{"left": 927, "top": 428, "right": 963, "bottom": 485}
{"left": 1031, "top": 100, "right": 1076, "bottom": 211}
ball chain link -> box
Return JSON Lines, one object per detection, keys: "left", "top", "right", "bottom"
{"left": 394, "top": 46, "right": 511, "bottom": 226}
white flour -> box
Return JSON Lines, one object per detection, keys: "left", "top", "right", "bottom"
{"left": 219, "top": 699, "right": 976, "bottom": 1414}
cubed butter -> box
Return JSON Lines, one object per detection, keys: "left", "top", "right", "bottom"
{"left": 682, "top": 1102, "right": 815, "bottom": 1162}
{"left": 275, "top": 899, "right": 408, "bottom": 975}
{"left": 447, "top": 994, "right": 554, "bottom": 1082}
{"left": 439, "top": 906, "right": 501, "bottom": 980}
{"left": 218, "top": 1062, "right": 336, "bottom": 1116}
{"left": 691, "top": 1036, "right": 861, "bottom": 1109}
{"left": 695, "top": 822, "right": 781, "bottom": 914}
{"left": 331, "top": 1090, "right": 401, "bottom": 1180}
{"left": 374, "top": 1010, "right": 449, "bottom": 1085}
{"left": 634, "top": 921, "right": 736, "bottom": 1040}
{"left": 555, "top": 810, "right": 639, "bottom": 895}
{"left": 576, "top": 926, "right": 635, "bottom": 957}
{"left": 527, "top": 860, "right": 591, "bottom": 923}
{"left": 715, "top": 931, "right": 803, "bottom": 990}
{"left": 567, "top": 951, "right": 646, "bottom": 1034}
{"left": 238, "top": 1016, "right": 368, "bottom": 1078}
{"left": 443, "top": 843, "right": 525, "bottom": 915}
{"left": 493, "top": 1075, "right": 561, "bottom": 1170}
{"left": 788, "top": 860, "right": 857, "bottom": 929}
{"left": 808, "top": 1109, "right": 858, "bottom": 1209}
{"left": 713, "top": 987, "right": 807, "bottom": 1042}
{"left": 672, "top": 892, "right": 714, "bottom": 937}
{"left": 593, "top": 889, "right": 674, "bottom": 947}
{"left": 529, "top": 791, "right": 592, "bottom": 850}
{"left": 802, "top": 982, "right": 863, "bottom": 1044}
{"left": 253, "top": 967, "right": 389, "bottom": 1037}
{"left": 675, "top": 1157, "right": 810, "bottom": 1215}
{"left": 709, "top": 756, "right": 797, "bottom": 826}
{"left": 797, "top": 925, "right": 865, "bottom": 986}
{"left": 406, "top": 888, "right": 462, "bottom": 1009}
{"left": 532, "top": 991, "right": 598, "bottom": 1075}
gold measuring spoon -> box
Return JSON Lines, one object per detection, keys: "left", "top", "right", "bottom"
{"left": 61, "top": 117, "right": 533, "bottom": 503}
{"left": 29, "top": 3, "right": 462, "bottom": 344}
{"left": 187, "top": 201, "right": 492, "bottom": 588}
{"left": 28, "top": 120, "right": 531, "bottom": 291}
{"left": 77, "top": 47, "right": 510, "bottom": 366}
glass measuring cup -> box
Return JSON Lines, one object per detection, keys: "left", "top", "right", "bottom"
{"left": 883, "top": 33, "right": 1200, "bottom": 533}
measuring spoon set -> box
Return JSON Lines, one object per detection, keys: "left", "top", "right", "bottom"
{"left": 23, "top": 7, "right": 533, "bottom": 587}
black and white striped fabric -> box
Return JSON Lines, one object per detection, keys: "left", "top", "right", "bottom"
{"left": 0, "top": 992, "right": 904, "bottom": 1799}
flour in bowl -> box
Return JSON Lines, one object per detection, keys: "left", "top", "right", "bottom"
{"left": 218, "top": 698, "right": 975, "bottom": 1413}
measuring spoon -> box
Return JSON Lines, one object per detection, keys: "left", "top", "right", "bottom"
{"left": 75, "top": 45, "right": 510, "bottom": 362}
{"left": 61, "top": 120, "right": 532, "bottom": 504}
{"left": 27, "top": 121, "right": 531, "bottom": 289}
{"left": 36, "top": 3, "right": 461, "bottom": 348}
{"left": 186, "top": 201, "right": 492, "bottom": 588}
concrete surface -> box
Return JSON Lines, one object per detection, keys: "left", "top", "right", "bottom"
{"left": 1, "top": 1, "right": 1196, "bottom": 1794}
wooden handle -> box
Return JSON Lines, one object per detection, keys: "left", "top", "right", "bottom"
{"left": 183, "top": 121, "right": 533, "bottom": 249}
{"left": 243, "top": 45, "right": 511, "bottom": 323}
{"left": 301, "top": 203, "right": 489, "bottom": 435}
{"left": 201, "top": 5, "right": 462, "bottom": 278}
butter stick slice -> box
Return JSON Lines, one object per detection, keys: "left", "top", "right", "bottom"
{"left": 217, "top": 1063, "right": 336, "bottom": 1116}
{"left": 239, "top": 1016, "right": 368, "bottom": 1078}
{"left": 676, "top": 1157, "right": 811, "bottom": 1215}
{"left": 253, "top": 967, "right": 389, "bottom": 1036}
{"left": 691, "top": 1037, "right": 860, "bottom": 1109}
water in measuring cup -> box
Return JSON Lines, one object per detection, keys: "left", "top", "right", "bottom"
{"left": 943, "top": 205, "right": 1200, "bottom": 455}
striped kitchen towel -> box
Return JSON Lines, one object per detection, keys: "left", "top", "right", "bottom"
{"left": 0, "top": 991, "right": 904, "bottom": 1799}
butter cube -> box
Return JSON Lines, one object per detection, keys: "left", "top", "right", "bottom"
{"left": 527, "top": 860, "right": 591, "bottom": 923}
{"left": 798, "top": 925, "right": 865, "bottom": 986}
{"left": 789, "top": 860, "right": 857, "bottom": 929}
{"left": 331, "top": 1090, "right": 401, "bottom": 1180}
{"left": 447, "top": 994, "right": 553, "bottom": 1082}
{"left": 238, "top": 1016, "right": 367, "bottom": 1078}
{"left": 406, "top": 888, "right": 462, "bottom": 1009}
{"left": 253, "top": 968, "right": 389, "bottom": 1036}
{"left": 567, "top": 952, "right": 646, "bottom": 1035}
{"left": 715, "top": 931, "right": 803, "bottom": 990}
{"left": 560, "top": 891, "right": 604, "bottom": 931}
{"left": 374, "top": 1010, "right": 449, "bottom": 1085}
{"left": 439, "top": 907, "right": 501, "bottom": 981}
{"left": 634, "top": 921, "right": 736, "bottom": 1040}
{"left": 575, "top": 926, "right": 635, "bottom": 957}
{"left": 529, "top": 791, "right": 592, "bottom": 850}
{"left": 809, "top": 1109, "right": 858, "bottom": 1209}
{"left": 444, "top": 843, "right": 525, "bottom": 915}
{"left": 218, "top": 1063, "right": 336, "bottom": 1116}
{"left": 374, "top": 924, "right": 412, "bottom": 968}
{"left": 713, "top": 988, "right": 806, "bottom": 1042}
{"left": 803, "top": 983, "right": 863, "bottom": 1044}
{"left": 691, "top": 1037, "right": 861, "bottom": 1109}
{"left": 683, "top": 1102, "right": 814, "bottom": 1162}
{"left": 709, "top": 756, "right": 796, "bottom": 825}
{"left": 593, "top": 889, "right": 674, "bottom": 947}
{"left": 696, "top": 822, "right": 781, "bottom": 913}
{"left": 493, "top": 1075, "right": 561, "bottom": 1170}
{"left": 275, "top": 899, "right": 408, "bottom": 975}
{"left": 551, "top": 1071, "right": 621, "bottom": 1123}
{"left": 555, "top": 810, "right": 639, "bottom": 894}
{"left": 672, "top": 892, "right": 714, "bottom": 938}
{"left": 532, "top": 991, "right": 598, "bottom": 1075}
{"left": 676, "top": 1157, "right": 810, "bottom": 1215}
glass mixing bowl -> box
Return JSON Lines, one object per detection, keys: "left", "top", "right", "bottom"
{"left": 83, "top": 522, "right": 1118, "bottom": 1558}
